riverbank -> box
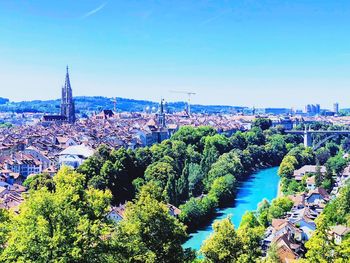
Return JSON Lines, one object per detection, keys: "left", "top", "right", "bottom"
{"left": 277, "top": 180, "right": 283, "bottom": 197}
{"left": 183, "top": 167, "right": 280, "bottom": 251}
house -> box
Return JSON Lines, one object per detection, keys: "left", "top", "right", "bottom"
{"left": 306, "top": 176, "right": 316, "bottom": 191}
{"left": 306, "top": 187, "right": 330, "bottom": 205}
{"left": 167, "top": 123, "right": 178, "bottom": 136}
{"left": 262, "top": 219, "right": 303, "bottom": 253}
{"left": 58, "top": 144, "right": 94, "bottom": 168}
{"left": 95, "top": 110, "right": 115, "bottom": 120}
{"left": 288, "top": 207, "right": 318, "bottom": 240}
{"left": 10, "top": 172, "right": 23, "bottom": 185}
{"left": 288, "top": 193, "right": 306, "bottom": 210}
{"left": 293, "top": 165, "right": 326, "bottom": 181}
{"left": 271, "top": 219, "right": 303, "bottom": 242}
{"left": 0, "top": 183, "right": 26, "bottom": 213}
{"left": 0, "top": 186, "right": 9, "bottom": 198}
{"left": 107, "top": 203, "right": 126, "bottom": 223}
{"left": 167, "top": 204, "right": 181, "bottom": 218}
{"left": 55, "top": 136, "right": 77, "bottom": 149}
{"left": 273, "top": 233, "right": 301, "bottom": 263}
{"left": 24, "top": 146, "right": 51, "bottom": 170}
{"left": 42, "top": 166, "right": 57, "bottom": 177}
{"left": 329, "top": 225, "right": 350, "bottom": 245}
{"left": 341, "top": 165, "right": 350, "bottom": 181}
{"left": 3, "top": 153, "right": 42, "bottom": 178}
{"left": 271, "top": 117, "right": 294, "bottom": 130}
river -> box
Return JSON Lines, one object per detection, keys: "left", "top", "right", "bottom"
{"left": 183, "top": 166, "right": 280, "bottom": 251}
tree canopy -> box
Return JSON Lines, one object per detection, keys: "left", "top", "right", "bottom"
{"left": 1, "top": 167, "right": 113, "bottom": 263}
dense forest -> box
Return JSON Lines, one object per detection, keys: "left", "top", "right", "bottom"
{"left": 0, "top": 119, "right": 349, "bottom": 262}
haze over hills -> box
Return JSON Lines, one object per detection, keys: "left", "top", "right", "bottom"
{"left": 0, "top": 96, "right": 245, "bottom": 114}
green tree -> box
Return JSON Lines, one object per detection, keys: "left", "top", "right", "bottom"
{"left": 208, "top": 175, "right": 237, "bottom": 206}
{"left": 230, "top": 131, "right": 247, "bottom": 150}
{"left": 176, "top": 169, "right": 189, "bottom": 202}
{"left": 144, "top": 161, "right": 179, "bottom": 204}
{"left": 23, "top": 173, "right": 55, "bottom": 192}
{"left": 264, "top": 243, "right": 281, "bottom": 263}
{"left": 132, "top": 177, "right": 145, "bottom": 193}
{"left": 244, "top": 128, "right": 266, "bottom": 146}
{"left": 278, "top": 155, "right": 298, "bottom": 177}
{"left": 179, "top": 195, "right": 218, "bottom": 230}
{"left": 206, "top": 151, "right": 244, "bottom": 188}
{"left": 325, "top": 142, "right": 340, "bottom": 157}
{"left": 315, "top": 147, "right": 331, "bottom": 165}
{"left": 315, "top": 164, "right": 323, "bottom": 187}
{"left": 341, "top": 137, "right": 350, "bottom": 152}
{"left": 187, "top": 163, "right": 204, "bottom": 198}
{"left": 1, "top": 167, "right": 113, "bottom": 263}
{"left": 322, "top": 183, "right": 350, "bottom": 225}
{"left": 185, "top": 145, "right": 202, "bottom": 164}
{"left": 0, "top": 208, "right": 9, "bottom": 249}
{"left": 301, "top": 147, "right": 315, "bottom": 165}
{"left": 145, "top": 161, "right": 176, "bottom": 187}
{"left": 267, "top": 197, "right": 293, "bottom": 222}
{"left": 77, "top": 155, "right": 103, "bottom": 180}
{"left": 171, "top": 126, "right": 216, "bottom": 151}
{"left": 256, "top": 199, "right": 270, "bottom": 227}
{"left": 326, "top": 155, "right": 347, "bottom": 176}
{"left": 96, "top": 144, "right": 111, "bottom": 160}
{"left": 305, "top": 215, "right": 334, "bottom": 263}
{"left": 178, "top": 197, "right": 204, "bottom": 228}
{"left": 100, "top": 160, "right": 115, "bottom": 181}
{"left": 134, "top": 146, "right": 153, "bottom": 178}
{"left": 335, "top": 235, "right": 350, "bottom": 262}
{"left": 237, "top": 216, "right": 264, "bottom": 262}
{"left": 239, "top": 211, "right": 260, "bottom": 229}
{"left": 200, "top": 218, "right": 242, "bottom": 263}
{"left": 113, "top": 184, "right": 187, "bottom": 263}
{"left": 201, "top": 134, "right": 232, "bottom": 175}
{"left": 252, "top": 118, "right": 272, "bottom": 131}
{"left": 246, "top": 145, "right": 267, "bottom": 166}
{"left": 265, "top": 134, "right": 287, "bottom": 165}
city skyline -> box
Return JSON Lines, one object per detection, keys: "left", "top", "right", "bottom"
{"left": 1, "top": 1, "right": 349, "bottom": 108}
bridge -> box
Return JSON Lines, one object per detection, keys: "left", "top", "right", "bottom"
{"left": 285, "top": 129, "right": 350, "bottom": 149}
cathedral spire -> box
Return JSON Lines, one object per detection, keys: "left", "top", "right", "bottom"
{"left": 65, "top": 65, "right": 71, "bottom": 92}
{"left": 60, "top": 66, "right": 76, "bottom": 123}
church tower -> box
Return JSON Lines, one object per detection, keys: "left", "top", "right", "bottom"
{"left": 158, "top": 99, "right": 166, "bottom": 128}
{"left": 60, "top": 66, "right": 76, "bottom": 123}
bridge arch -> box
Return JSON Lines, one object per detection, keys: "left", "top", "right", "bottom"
{"left": 312, "top": 134, "right": 337, "bottom": 150}
{"left": 285, "top": 129, "right": 350, "bottom": 149}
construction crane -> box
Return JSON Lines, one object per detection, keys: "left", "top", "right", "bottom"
{"left": 169, "top": 90, "right": 196, "bottom": 115}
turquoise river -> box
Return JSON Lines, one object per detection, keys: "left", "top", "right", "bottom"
{"left": 183, "top": 166, "right": 280, "bottom": 251}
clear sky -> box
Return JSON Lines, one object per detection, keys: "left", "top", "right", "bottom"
{"left": 0, "top": 0, "right": 349, "bottom": 109}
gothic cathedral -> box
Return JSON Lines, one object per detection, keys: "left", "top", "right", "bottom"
{"left": 60, "top": 66, "right": 76, "bottom": 123}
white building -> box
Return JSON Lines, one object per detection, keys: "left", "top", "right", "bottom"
{"left": 330, "top": 225, "right": 350, "bottom": 245}
{"left": 58, "top": 145, "right": 94, "bottom": 169}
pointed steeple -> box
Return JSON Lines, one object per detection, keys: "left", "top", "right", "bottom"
{"left": 158, "top": 98, "right": 166, "bottom": 128}
{"left": 60, "top": 65, "right": 76, "bottom": 123}
{"left": 65, "top": 65, "right": 72, "bottom": 93}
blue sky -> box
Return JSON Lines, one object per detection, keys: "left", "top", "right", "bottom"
{"left": 0, "top": 0, "right": 349, "bottom": 109}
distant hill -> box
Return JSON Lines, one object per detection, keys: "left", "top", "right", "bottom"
{"left": 0, "top": 97, "right": 9, "bottom": 105}
{"left": 0, "top": 96, "right": 246, "bottom": 114}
